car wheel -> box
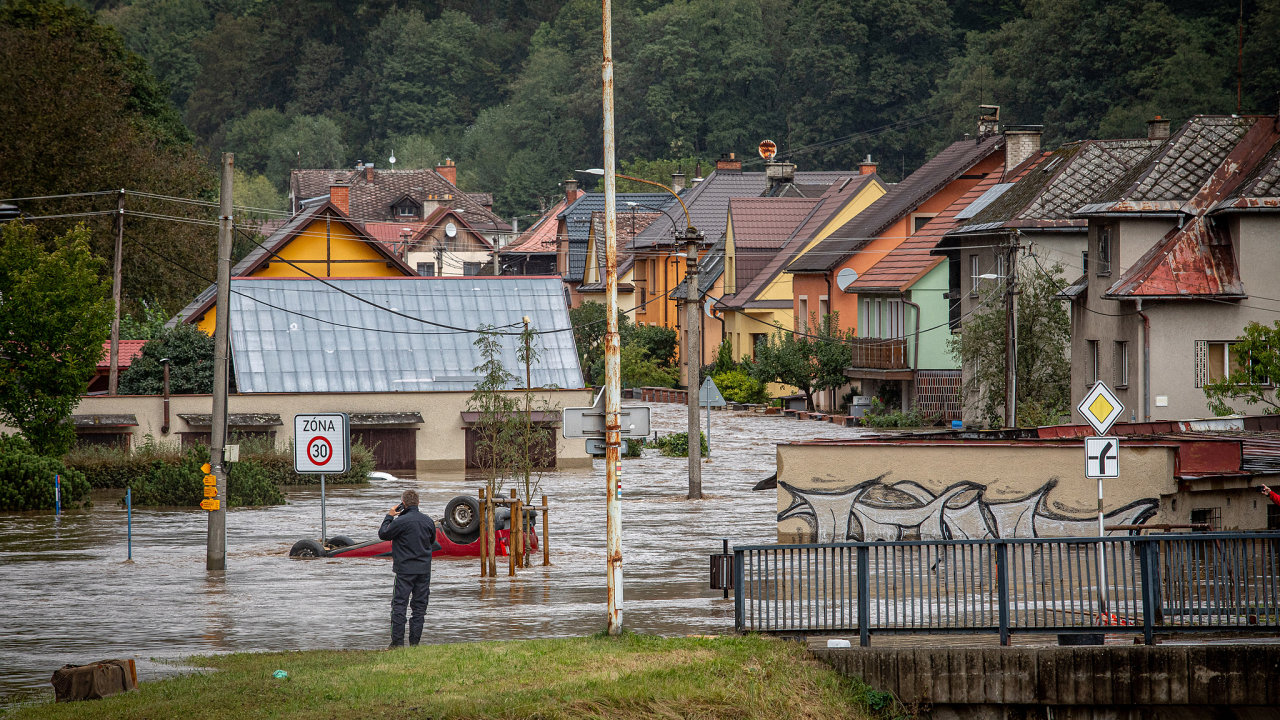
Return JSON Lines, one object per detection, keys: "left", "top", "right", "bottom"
{"left": 290, "top": 538, "right": 326, "bottom": 558}
{"left": 444, "top": 495, "right": 481, "bottom": 535}
{"left": 326, "top": 535, "right": 355, "bottom": 548}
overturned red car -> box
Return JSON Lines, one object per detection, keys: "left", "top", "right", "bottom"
{"left": 289, "top": 495, "right": 537, "bottom": 559}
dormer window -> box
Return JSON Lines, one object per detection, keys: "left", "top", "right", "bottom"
{"left": 396, "top": 203, "right": 418, "bottom": 218}
{"left": 391, "top": 195, "right": 422, "bottom": 219}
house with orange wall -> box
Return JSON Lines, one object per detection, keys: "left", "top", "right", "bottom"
{"left": 786, "top": 133, "right": 1009, "bottom": 340}
{"left": 169, "top": 201, "right": 416, "bottom": 333}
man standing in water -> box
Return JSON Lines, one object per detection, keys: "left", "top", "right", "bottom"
{"left": 378, "top": 489, "right": 437, "bottom": 648}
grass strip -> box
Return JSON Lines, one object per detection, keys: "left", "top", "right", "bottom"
{"left": 8, "top": 633, "right": 900, "bottom": 720}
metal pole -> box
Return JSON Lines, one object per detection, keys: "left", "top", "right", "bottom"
{"left": 108, "top": 189, "right": 124, "bottom": 395}
{"left": 686, "top": 229, "right": 702, "bottom": 498}
{"left": 1003, "top": 241, "right": 1018, "bottom": 428}
{"left": 706, "top": 399, "right": 711, "bottom": 459}
{"left": 127, "top": 487, "right": 132, "bottom": 561}
{"left": 207, "top": 152, "right": 233, "bottom": 572}
{"left": 1097, "top": 477, "right": 1108, "bottom": 616}
{"left": 320, "top": 474, "right": 327, "bottom": 544}
{"left": 602, "top": 0, "right": 624, "bottom": 636}
{"left": 54, "top": 474, "right": 60, "bottom": 517}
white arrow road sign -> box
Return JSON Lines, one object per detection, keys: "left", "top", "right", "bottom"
{"left": 1085, "top": 436, "right": 1119, "bottom": 479}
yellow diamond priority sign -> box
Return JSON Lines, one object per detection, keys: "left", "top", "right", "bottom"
{"left": 1078, "top": 381, "right": 1124, "bottom": 435}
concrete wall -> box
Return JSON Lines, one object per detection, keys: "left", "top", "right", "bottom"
{"left": 55, "top": 389, "right": 594, "bottom": 471}
{"left": 775, "top": 442, "right": 1173, "bottom": 543}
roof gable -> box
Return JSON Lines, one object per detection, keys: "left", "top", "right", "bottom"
{"left": 291, "top": 167, "right": 508, "bottom": 230}
{"left": 1104, "top": 216, "right": 1245, "bottom": 298}
{"left": 501, "top": 196, "right": 570, "bottom": 255}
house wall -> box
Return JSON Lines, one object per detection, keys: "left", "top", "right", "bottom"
{"left": 57, "top": 390, "right": 594, "bottom": 471}
{"left": 908, "top": 261, "right": 958, "bottom": 370}
{"left": 405, "top": 249, "right": 491, "bottom": 276}
{"left": 1071, "top": 215, "right": 1280, "bottom": 422}
{"left": 774, "top": 442, "right": 1174, "bottom": 543}
{"left": 195, "top": 218, "right": 407, "bottom": 333}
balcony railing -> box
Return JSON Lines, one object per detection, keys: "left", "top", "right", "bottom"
{"left": 849, "top": 337, "right": 909, "bottom": 369}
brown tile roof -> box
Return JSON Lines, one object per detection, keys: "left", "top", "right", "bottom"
{"left": 850, "top": 172, "right": 1006, "bottom": 293}
{"left": 729, "top": 197, "right": 821, "bottom": 247}
{"left": 291, "top": 167, "right": 509, "bottom": 230}
{"left": 788, "top": 134, "right": 1005, "bottom": 273}
{"left": 1078, "top": 116, "right": 1259, "bottom": 215}
{"left": 500, "top": 197, "right": 569, "bottom": 255}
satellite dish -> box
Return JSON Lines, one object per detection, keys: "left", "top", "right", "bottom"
{"left": 389, "top": 150, "right": 396, "bottom": 166}
{"left": 836, "top": 267, "right": 858, "bottom": 291}
{"left": 758, "top": 139, "right": 777, "bottom": 161}
{"left": 704, "top": 297, "right": 716, "bottom": 318}
{"left": 445, "top": 222, "right": 458, "bottom": 238}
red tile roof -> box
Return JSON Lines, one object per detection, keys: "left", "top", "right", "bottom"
{"left": 849, "top": 172, "right": 1006, "bottom": 293}
{"left": 97, "top": 340, "right": 147, "bottom": 370}
{"left": 1104, "top": 216, "right": 1245, "bottom": 298}
{"left": 500, "top": 197, "right": 568, "bottom": 255}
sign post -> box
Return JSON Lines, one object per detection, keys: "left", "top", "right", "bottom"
{"left": 698, "top": 377, "right": 726, "bottom": 458}
{"left": 1077, "top": 381, "right": 1124, "bottom": 617}
{"left": 294, "top": 413, "right": 350, "bottom": 544}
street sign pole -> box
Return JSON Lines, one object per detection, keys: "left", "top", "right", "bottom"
{"left": 1079, "top": 382, "right": 1124, "bottom": 619}
{"left": 321, "top": 474, "right": 327, "bottom": 543}
{"left": 294, "top": 413, "right": 350, "bottom": 546}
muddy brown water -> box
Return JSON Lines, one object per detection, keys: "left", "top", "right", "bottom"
{"left": 0, "top": 404, "right": 870, "bottom": 703}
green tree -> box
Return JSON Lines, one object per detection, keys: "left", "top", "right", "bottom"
{"left": 749, "top": 312, "right": 852, "bottom": 412}
{"left": 0, "top": 223, "right": 113, "bottom": 455}
{"left": 384, "top": 134, "right": 443, "bottom": 171}
{"left": 948, "top": 258, "right": 1070, "bottom": 428}
{"left": 265, "top": 115, "right": 348, "bottom": 187}
{"left": 1203, "top": 321, "right": 1280, "bottom": 416}
{"left": 119, "top": 299, "right": 170, "bottom": 340}
{"left": 233, "top": 168, "right": 287, "bottom": 217}
{"left": 118, "top": 324, "right": 217, "bottom": 395}
{"left": 569, "top": 301, "right": 634, "bottom": 383}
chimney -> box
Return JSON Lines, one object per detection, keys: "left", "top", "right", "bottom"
{"left": 765, "top": 161, "right": 796, "bottom": 190}
{"left": 564, "top": 179, "right": 581, "bottom": 203}
{"left": 329, "top": 184, "right": 350, "bottom": 216}
{"left": 858, "top": 154, "right": 878, "bottom": 175}
{"left": 978, "top": 104, "right": 1000, "bottom": 138}
{"left": 671, "top": 171, "right": 686, "bottom": 193}
{"left": 1147, "top": 115, "right": 1171, "bottom": 141}
{"left": 1003, "top": 125, "right": 1043, "bottom": 176}
{"left": 364, "top": 163, "right": 375, "bottom": 182}
{"left": 715, "top": 152, "right": 742, "bottom": 173}
{"left": 435, "top": 158, "right": 457, "bottom": 186}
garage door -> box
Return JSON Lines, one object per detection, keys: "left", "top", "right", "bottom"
{"left": 351, "top": 428, "right": 417, "bottom": 471}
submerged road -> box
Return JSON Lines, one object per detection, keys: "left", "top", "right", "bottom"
{"left": 0, "top": 403, "right": 870, "bottom": 702}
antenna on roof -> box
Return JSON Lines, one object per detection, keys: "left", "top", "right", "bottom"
{"left": 389, "top": 150, "right": 397, "bottom": 167}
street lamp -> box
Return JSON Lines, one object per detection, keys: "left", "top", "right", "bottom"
{"left": 577, "top": 168, "right": 705, "bottom": 500}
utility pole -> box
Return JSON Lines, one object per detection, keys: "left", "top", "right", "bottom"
{"left": 108, "top": 189, "right": 125, "bottom": 395}
{"left": 435, "top": 244, "right": 444, "bottom": 277}
{"left": 601, "top": 0, "right": 624, "bottom": 637}
{"left": 1003, "top": 239, "right": 1019, "bottom": 429}
{"left": 685, "top": 227, "right": 702, "bottom": 499}
{"left": 207, "top": 153, "right": 233, "bottom": 572}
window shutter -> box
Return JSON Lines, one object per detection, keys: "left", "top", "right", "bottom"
{"left": 1194, "top": 341, "right": 1208, "bottom": 387}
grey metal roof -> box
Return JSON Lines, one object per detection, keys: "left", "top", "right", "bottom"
{"left": 955, "top": 183, "right": 1014, "bottom": 220}
{"left": 228, "top": 277, "right": 583, "bottom": 393}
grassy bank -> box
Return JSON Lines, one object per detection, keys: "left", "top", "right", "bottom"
{"left": 8, "top": 634, "right": 900, "bottom": 720}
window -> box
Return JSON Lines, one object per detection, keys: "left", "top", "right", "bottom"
{"left": 417, "top": 262, "right": 435, "bottom": 277}
{"left": 1081, "top": 250, "right": 1089, "bottom": 275}
{"left": 1268, "top": 504, "right": 1280, "bottom": 531}
{"left": 947, "top": 256, "right": 961, "bottom": 332}
{"left": 396, "top": 204, "right": 417, "bottom": 218}
{"left": 1197, "top": 340, "right": 1271, "bottom": 387}
{"left": 818, "top": 296, "right": 829, "bottom": 324}
{"left": 798, "top": 296, "right": 808, "bottom": 331}
{"left": 463, "top": 261, "right": 482, "bottom": 276}
{"left": 1115, "top": 341, "right": 1129, "bottom": 387}
{"left": 1088, "top": 340, "right": 1100, "bottom": 383}
{"left": 1096, "top": 224, "right": 1112, "bottom": 276}
{"left": 913, "top": 214, "right": 935, "bottom": 232}
{"left": 969, "top": 255, "right": 980, "bottom": 297}
{"left": 995, "top": 252, "right": 1007, "bottom": 280}
{"left": 886, "top": 299, "right": 904, "bottom": 338}
{"left": 1190, "top": 507, "right": 1220, "bottom": 532}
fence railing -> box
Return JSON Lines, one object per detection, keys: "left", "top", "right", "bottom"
{"left": 732, "top": 533, "right": 1280, "bottom": 645}
{"left": 849, "top": 337, "right": 909, "bottom": 370}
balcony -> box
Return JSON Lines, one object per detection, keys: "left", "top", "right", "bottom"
{"left": 849, "top": 337, "right": 909, "bottom": 370}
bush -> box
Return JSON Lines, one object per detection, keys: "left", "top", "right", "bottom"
{"left": 711, "top": 369, "right": 769, "bottom": 404}
{"left": 128, "top": 446, "right": 287, "bottom": 507}
{"left": 622, "top": 437, "right": 645, "bottom": 458}
{"left": 860, "top": 398, "right": 939, "bottom": 428}
{"left": 0, "top": 434, "right": 91, "bottom": 511}
{"left": 654, "top": 431, "right": 708, "bottom": 458}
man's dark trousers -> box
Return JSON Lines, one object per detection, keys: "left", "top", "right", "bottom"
{"left": 391, "top": 571, "right": 430, "bottom": 646}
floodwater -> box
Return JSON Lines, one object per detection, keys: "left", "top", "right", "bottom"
{"left": 0, "top": 403, "right": 870, "bottom": 703}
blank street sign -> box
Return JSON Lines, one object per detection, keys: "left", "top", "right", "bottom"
{"left": 562, "top": 390, "right": 651, "bottom": 439}
{"left": 1085, "top": 436, "right": 1119, "bottom": 479}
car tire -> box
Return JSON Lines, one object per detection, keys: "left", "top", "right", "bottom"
{"left": 444, "top": 495, "right": 481, "bottom": 535}
{"left": 326, "top": 535, "right": 355, "bottom": 548}
{"left": 290, "top": 538, "right": 326, "bottom": 558}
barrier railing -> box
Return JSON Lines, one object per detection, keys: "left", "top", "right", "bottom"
{"left": 732, "top": 533, "right": 1280, "bottom": 645}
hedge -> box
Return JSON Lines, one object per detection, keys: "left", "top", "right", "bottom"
{"left": 0, "top": 434, "right": 91, "bottom": 511}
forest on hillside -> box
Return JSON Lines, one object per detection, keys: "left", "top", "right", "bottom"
{"left": 3, "top": 0, "right": 1279, "bottom": 314}
{"left": 86, "top": 0, "right": 1280, "bottom": 218}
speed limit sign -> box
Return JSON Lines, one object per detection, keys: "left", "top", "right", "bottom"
{"left": 294, "top": 413, "right": 350, "bottom": 474}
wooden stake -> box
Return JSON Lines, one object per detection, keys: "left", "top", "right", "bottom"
{"left": 509, "top": 488, "right": 518, "bottom": 576}
{"left": 542, "top": 494, "right": 550, "bottom": 566}
{"left": 487, "top": 489, "right": 497, "bottom": 578}
{"left": 479, "top": 487, "right": 488, "bottom": 577}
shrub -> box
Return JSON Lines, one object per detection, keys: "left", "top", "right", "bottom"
{"left": 127, "top": 446, "right": 287, "bottom": 507}
{"left": 622, "top": 437, "right": 645, "bottom": 458}
{"left": 654, "top": 431, "right": 708, "bottom": 457}
{"left": 0, "top": 434, "right": 91, "bottom": 511}
{"left": 711, "top": 369, "right": 769, "bottom": 404}
{"left": 860, "top": 398, "right": 939, "bottom": 428}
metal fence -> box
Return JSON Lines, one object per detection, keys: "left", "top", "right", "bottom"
{"left": 732, "top": 533, "right": 1280, "bottom": 645}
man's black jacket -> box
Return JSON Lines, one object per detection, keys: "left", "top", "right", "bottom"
{"left": 378, "top": 507, "right": 436, "bottom": 575}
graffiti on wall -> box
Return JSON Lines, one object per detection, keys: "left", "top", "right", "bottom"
{"left": 779, "top": 474, "right": 1157, "bottom": 542}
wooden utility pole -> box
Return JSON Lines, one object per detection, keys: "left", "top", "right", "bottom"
{"left": 1003, "top": 240, "right": 1019, "bottom": 429}
{"left": 108, "top": 190, "right": 125, "bottom": 395}
{"left": 685, "top": 227, "right": 702, "bottom": 499}
{"left": 207, "top": 153, "right": 233, "bottom": 572}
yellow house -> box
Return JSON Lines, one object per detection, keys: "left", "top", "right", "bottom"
{"left": 716, "top": 174, "right": 885, "bottom": 361}
{"left": 173, "top": 201, "right": 417, "bottom": 333}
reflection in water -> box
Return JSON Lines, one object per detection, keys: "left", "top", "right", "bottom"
{"left": 0, "top": 404, "right": 869, "bottom": 701}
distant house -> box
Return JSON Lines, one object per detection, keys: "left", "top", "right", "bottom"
{"left": 497, "top": 184, "right": 577, "bottom": 276}
{"left": 170, "top": 201, "right": 417, "bottom": 333}
{"left": 579, "top": 210, "right": 667, "bottom": 314}
{"left": 363, "top": 207, "right": 497, "bottom": 277}
{"left": 88, "top": 340, "right": 147, "bottom": 394}
{"left": 1069, "top": 114, "right": 1280, "bottom": 422}
{"left": 557, "top": 189, "right": 679, "bottom": 308}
